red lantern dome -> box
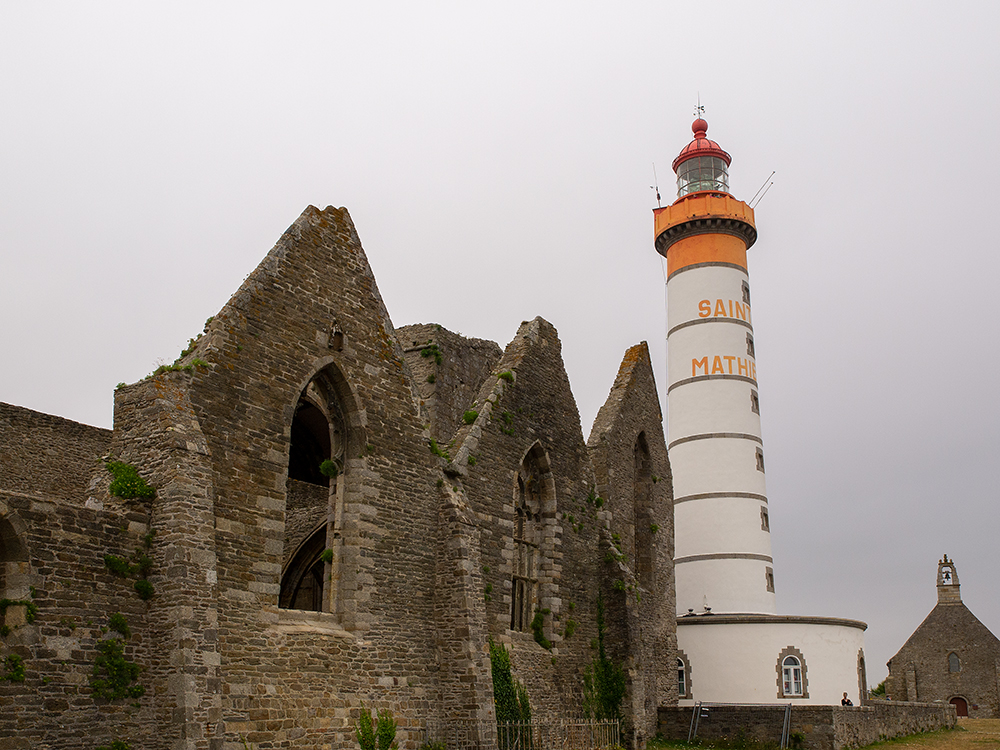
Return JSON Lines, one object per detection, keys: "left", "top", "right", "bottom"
{"left": 671, "top": 118, "right": 732, "bottom": 197}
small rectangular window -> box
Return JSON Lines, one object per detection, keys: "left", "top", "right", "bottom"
{"left": 756, "top": 447, "right": 765, "bottom": 473}
{"left": 747, "top": 334, "right": 755, "bottom": 358}
{"left": 766, "top": 566, "right": 775, "bottom": 592}
{"left": 750, "top": 389, "right": 760, "bottom": 414}
{"left": 761, "top": 507, "right": 769, "bottom": 532}
{"left": 742, "top": 281, "right": 751, "bottom": 305}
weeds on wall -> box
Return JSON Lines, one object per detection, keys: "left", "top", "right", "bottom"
{"left": 96, "top": 740, "right": 132, "bottom": 750}
{"left": 531, "top": 609, "right": 552, "bottom": 650}
{"left": 105, "top": 461, "right": 156, "bottom": 500}
{"left": 428, "top": 439, "right": 450, "bottom": 461}
{"left": 0, "top": 597, "right": 39, "bottom": 627}
{"left": 497, "top": 371, "right": 514, "bottom": 383}
{"left": 103, "top": 529, "right": 156, "bottom": 601}
{"left": 489, "top": 638, "right": 531, "bottom": 727}
{"left": 319, "top": 459, "right": 340, "bottom": 479}
{"left": 356, "top": 706, "right": 397, "bottom": 750}
{"left": 90, "top": 615, "right": 144, "bottom": 702}
{"left": 420, "top": 343, "right": 443, "bottom": 365}
{"left": 2, "top": 653, "right": 25, "bottom": 682}
{"left": 462, "top": 410, "right": 478, "bottom": 425}
{"left": 582, "top": 593, "right": 625, "bottom": 722}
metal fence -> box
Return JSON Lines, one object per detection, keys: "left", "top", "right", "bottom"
{"left": 688, "top": 702, "right": 792, "bottom": 749}
{"left": 424, "top": 719, "right": 621, "bottom": 750}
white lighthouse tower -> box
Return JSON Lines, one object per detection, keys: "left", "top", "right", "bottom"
{"left": 657, "top": 117, "right": 773, "bottom": 617}
{"left": 656, "top": 117, "right": 867, "bottom": 705}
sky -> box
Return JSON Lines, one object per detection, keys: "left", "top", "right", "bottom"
{"left": 2, "top": 2, "right": 998, "bottom": 686}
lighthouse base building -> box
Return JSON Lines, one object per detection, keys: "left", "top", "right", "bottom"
{"left": 659, "top": 119, "right": 868, "bottom": 707}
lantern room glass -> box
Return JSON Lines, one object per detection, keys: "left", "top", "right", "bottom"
{"left": 677, "top": 156, "right": 729, "bottom": 197}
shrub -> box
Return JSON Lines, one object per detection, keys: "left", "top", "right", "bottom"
{"left": 531, "top": 609, "right": 552, "bottom": 650}
{"left": 356, "top": 706, "right": 397, "bottom": 750}
{"left": 489, "top": 638, "right": 531, "bottom": 726}
{"left": 97, "top": 740, "right": 133, "bottom": 750}
{"left": 420, "top": 344, "right": 443, "bottom": 365}
{"left": 320, "top": 548, "right": 334, "bottom": 564}
{"left": 319, "top": 459, "right": 339, "bottom": 478}
{"left": 108, "top": 613, "right": 130, "bottom": 639}
{"left": 2, "top": 653, "right": 25, "bottom": 682}
{"left": 133, "top": 579, "right": 154, "bottom": 601}
{"left": 462, "top": 410, "right": 478, "bottom": 425}
{"left": 582, "top": 593, "right": 625, "bottom": 721}
{"left": 90, "top": 638, "right": 144, "bottom": 701}
{"left": 105, "top": 461, "right": 156, "bottom": 500}
{"left": 103, "top": 554, "right": 134, "bottom": 578}
{"left": 497, "top": 371, "right": 514, "bottom": 383}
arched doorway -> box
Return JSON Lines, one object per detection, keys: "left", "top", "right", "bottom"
{"left": 950, "top": 697, "right": 969, "bottom": 717}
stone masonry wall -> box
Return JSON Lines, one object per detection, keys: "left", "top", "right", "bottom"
{"left": 886, "top": 601, "right": 1000, "bottom": 717}
{"left": 659, "top": 702, "right": 956, "bottom": 750}
{"left": 587, "top": 342, "right": 675, "bottom": 747}
{"left": 399, "top": 323, "right": 502, "bottom": 446}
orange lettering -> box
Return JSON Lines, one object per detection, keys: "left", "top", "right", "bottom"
{"left": 692, "top": 357, "right": 709, "bottom": 376}
{"left": 751, "top": 361, "right": 757, "bottom": 380}
{"left": 728, "top": 300, "right": 734, "bottom": 317}
{"left": 714, "top": 299, "right": 727, "bottom": 317}
{"left": 724, "top": 355, "right": 736, "bottom": 374}
{"left": 738, "top": 358, "right": 749, "bottom": 377}
{"left": 698, "top": 300, "right": 711, "bottom": 318}
{"left": 734, "top": 301, "right": 747, "bottom": 321}
{"left": 712, "top": 356, "right": 724, "bottom": 374}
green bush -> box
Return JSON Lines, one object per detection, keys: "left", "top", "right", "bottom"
{"left": 356, "top": 706, "right": 397, "bottom": 750}
{"left": 96, "top": 740, "right": 132, "bottom": 750}
{"left": 582, "top": 593, "right": 625, "bottom": 722}
{"left": 134, "top": 579, "right": 154, "bottom": 601}
{"left": 489, "top": 638, "right": 531, "bottom": 725}
{"left": 531, "top": 609, "right": 552, "bottom": 650}
{"left": 103, "top": 554, "right": 134, "bottom": 577}
{"left": 90, "top": 638, "right": 144, "bottom": 701}
{"left": 2, "top": 653, "right": 25, "bottom": 682}
{"left": 497, "top": 371, "right": 514, "bottom": 383}
{"left": 319, "top": 459, "right": 339, "bottom": 478}
{"left": 108, "top": 613, "right": 130, "bottom": 639}
{"left": 105, "top": 461, "right": 156, "bottom": 500}
{"left": 462, "top": 410, "right": 478, "bottom": 425}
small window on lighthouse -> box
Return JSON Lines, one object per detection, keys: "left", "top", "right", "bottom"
{"left": 750, "top": 389, "right": 760, "bottom": 415}
{"left": 756, "top": 448, "right": 765, "bottom": 473}
{"left": 782, "top": 656, "right": 803, "bottom": 696}
{"left": 746, "top": 334, "right": 755, "bottom": 358}
{"left": 766, "top": 566, "right": 775, "bottom": 592}
{"left": 761, "top": 507, "right": 769, "bottom": 532}
{"left": 742, "top": 281, "right": 751, "bottom": 305}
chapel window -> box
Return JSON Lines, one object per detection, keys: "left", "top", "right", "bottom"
{"left": 777, "top": 647, "right": 809, "bottom": 699}
{"left": 677, "top": 657, "right": 686, "bottom": 698}
{"left": 949, "top": 652, "right": 961, "bottom": 673}
{"left": 511, "top": 473, "right": 540, "bottom": 632}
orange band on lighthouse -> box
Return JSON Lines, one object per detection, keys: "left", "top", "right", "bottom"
{"left": 666, "top": 233, "right": 748, "bottom": 277}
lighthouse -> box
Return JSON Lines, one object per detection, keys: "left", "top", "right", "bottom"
{"left": 655, "top": 117, "right": 773, "bottom": 616}
{"left": 656, "top": 117, "right": 867, "bottom": 705}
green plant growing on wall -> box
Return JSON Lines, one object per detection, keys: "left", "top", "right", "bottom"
{"left": 105, "top": 461, "right": 156, "bottom": 500}
{"left": 96, "top": 739, "right": 132, "bottom": 750}
{"left": 103, "top": 554, "right": 134, "bottom": 577}
{"left": 108, "top": 612, "right": 131, "bottom": 639}
{"left": 426, "top": 374, "right": 436, "bottom": 384}
{"left": 582, "top": 593, "right": 625, "bottom": 722}
{"left": 2, "top": 653, "right": 25, "bottom": 682}
{"left": 428, "top": 439, "right": 450, "bottom": 460}
{"left": 530, "top": 609, "right": 552, "bottom": 650}
{"left": 133, "top": 579, "right": 154, "bottom": 601}
{"left": 463, "top": 410, "right": 478, "bottom": 425}
{"left": 91, "top": 633, "right": 144, "bottom": 701}
{"left": 320, "top": 548, "right": 334, "bottom": 564}
{"left": 467, "top": 454, "right": 477, "bottom": 466}
{"left": 420, "top": 343, "right": 443, "bottom": 365}
{"left": 356, "top": 706, "right": 397, "bottom": 750}
{"left": 319, "top": 459, "right": 340, "bottom": 478}
{"left": 870, "top": 680, "right": 886, "bottom": 696}
{"left": 497, "top": 371, "right": 514, "bottom": 383}
{"left": 489, "top": 637, "right": 531, "bottom": 738}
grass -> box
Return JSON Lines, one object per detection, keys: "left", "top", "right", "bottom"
{"left": 648, "top": 720, "right": 1000, "bottom": 750}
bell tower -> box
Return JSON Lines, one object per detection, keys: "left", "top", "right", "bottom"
{"left": 937, "top": 554, "right": 962, "bottom": 604}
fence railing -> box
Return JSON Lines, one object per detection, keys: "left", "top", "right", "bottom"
{"left": 424, "top": 719, "right": 621, "bottom": 750}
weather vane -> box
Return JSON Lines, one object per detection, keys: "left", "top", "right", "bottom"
{"left": 694, "top": 94, "right": 704, "bottom": 119}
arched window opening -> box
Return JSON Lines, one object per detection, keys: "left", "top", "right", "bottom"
{"left": 677, "top": 657, "right": 686, "bottom": 697}
{"left": 782, "top": 657, "right": 802, "bottom": 696}
{"left": 281, "top": 366, "right": 354, "bottom": 614}
{"left": 0, "top": 512, "right": 30, "bottom": 630}
{"left": 949, "top": 652, "right": 961, "bottom": 673}
{"left": 279, "top": 526, "right": 328, "bottom": 612}
{"left": 510, "top": 444, "right": 554, "bottom": 635}
{"left": 634, "top": 433, "right": 654, "bottom": 590}
{"left": 777, "top": 646, "right": 809, "bottom": 699}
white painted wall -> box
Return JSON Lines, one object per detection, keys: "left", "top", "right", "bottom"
{"left": 677, "top": 619, "right": 867, "bottom": 706}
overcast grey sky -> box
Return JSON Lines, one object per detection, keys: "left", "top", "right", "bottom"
{"left": 2, "top": 2, "right": 998, "bottom": 685}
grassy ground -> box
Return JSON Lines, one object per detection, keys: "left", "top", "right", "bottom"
{"left": 647, "top": 719, "right": 1000, "bottom": 750}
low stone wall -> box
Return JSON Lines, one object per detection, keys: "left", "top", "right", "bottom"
{"left": 658, "top": 701, "right": 956, "bottom": 750}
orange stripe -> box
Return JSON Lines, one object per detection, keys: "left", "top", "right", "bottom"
{"left": 667, "top": 233, "right": 748, "bottom": 277}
